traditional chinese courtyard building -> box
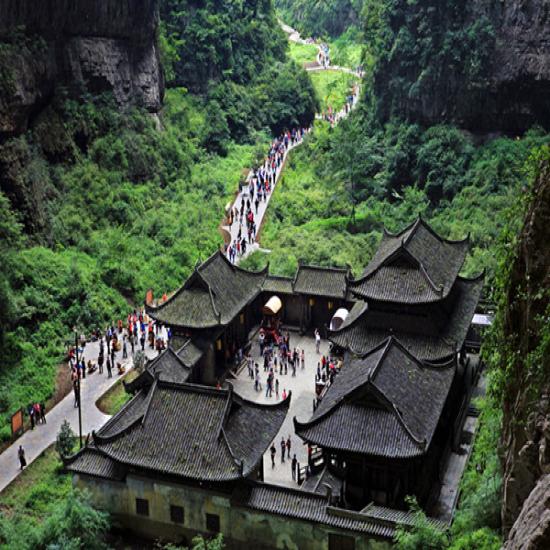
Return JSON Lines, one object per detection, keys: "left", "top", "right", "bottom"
{"left": 146, "top": 252, "right": 268, "bottom": 384}
{"left": 294, "top": 218, "right": 483, "bottom": 511}
{"left": 67, "top": 217, "right": 481, "bottom": 548}
{"left": 295, "top": 337, "right": 457, "bottom": 510}
{"left": 328, "top": 218, "right": 483, "bottom": 363}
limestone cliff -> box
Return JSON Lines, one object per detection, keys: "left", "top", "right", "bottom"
{"left": 374, "top": 0, "right": 550, "bottom": 134}
{"left": 0, "top": 0, "right": 163, "bottom": 136}
{"left": 501, "top": 159, "right": 550, "bottom": 548}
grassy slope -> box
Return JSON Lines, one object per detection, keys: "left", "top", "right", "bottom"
{"left": 244, "top": 122, "right": 547, "bottom": 284}
{"left": 96, "top": 370, "right": 138, "bottom": 416}
{"left": 309, "top": 71, "right": 358, "bottom": 112}
{"left": 288, "top": 42, "right": 318, "bottom": 65}
{"left": 0, "top": 445, "right": 71, "bottom": 531}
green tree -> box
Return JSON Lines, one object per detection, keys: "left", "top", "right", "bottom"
{"left": 38, "top": 490, "right": 110, "bottom": 550}
{"left": 394, "top": 498, "right": 449, "bottom": 550}
{"left": 202, "top": 100, "right": 231, "bottom": 156}
{"left": 55, "top": 420, "right": 75, "bottom": 459}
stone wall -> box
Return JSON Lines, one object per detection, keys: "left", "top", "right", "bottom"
{"left": 500, "top": 160, "right": 550, "bottom": 549}
{"left": 74, "top": 473, "right": 391, "bottom": 550}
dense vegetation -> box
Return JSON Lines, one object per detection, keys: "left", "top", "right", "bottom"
{"left": 247, "top": 2, "right": 550, "bottom": 548}
{"left": 160, "top": 0, "right": 318, "bottom": 139}
{"left": 363, "top": 0, "right": 496, "bottom": 127}
{"left": 243, "top": 110, "right": 548, "bottom": 283}
{"left": 0, "top": 90, "right": 269, "bottom": 441}
{"left": 0, "top": 443, "right": 111, "bottom": 549}
{"left": 276, "top": 0, "right": 365, "bottom": 38}
{"left": 1, "top": 0, "right": 549, "bottom": 547}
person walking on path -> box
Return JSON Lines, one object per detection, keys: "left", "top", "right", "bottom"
{"left": 291, "top": 454, "right": 297, "bottom": 481}
{"left": 106, "top": 357, "right": 113, "bottom": 378}
{"left": 33, "top": 403, "right": 41, "bottom": 425}
{"left": 72, "top": 376, "right": 79, "bottom": 408}
{"left": 28, "top": 404, "right": 35, "bottom": 430}
{"left": 18, "top": 446, "right": 26, "bottom": 470}
{"left": 40, "top": 402, "right": 46, "bottom": 424}
{"left": 275, "top": 378, "right": 279, "bottom": 398}
{"left": 270, "top": 443, "right": 276, "bottom": 468}
{"left": 286, "top": 436, "right": 291, "bottom": 458}
{"left": 280, "top": 437, "right": 286, "bottom": 462}
{"left": 315, "top": 329, "right": 321, "bottom": 353}
{"left": 122, "top": 337, "right": 128, "bottom": 359}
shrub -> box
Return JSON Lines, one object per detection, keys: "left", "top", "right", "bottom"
{"left": 394, "top": 498, "right": 449, "bottom": 550}
{"left": 38, "top": 489, "right": 110, "bottom": 550}
{"left": 55, "top": 420, "right": 75, "bottom": 459}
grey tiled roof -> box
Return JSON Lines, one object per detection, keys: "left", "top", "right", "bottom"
{"left": 330, "top": 275, "right": 484, "bottom": 361}
{"left": 295, "top": 338, "right": 455, "bottom": 458}
{"left": 147, "top": 251, "right": 267, "bottom": 329}
{"left": 361, "top": 503, "right": 446, "bottom": 529}
{"left": 175, "top": 339, "right": 204, "bottom": 369}
{"left": 294, "top": 265, "right": 349, "bottom": 298}
{"left": 125, "top": 347, "right": 193, "bottom": 393}
{"left": 67, "top": 382, "right": 290, "bottom": 483}
{"left": 65, "top": 447, "right": 126, "bottom": 481}
{"left": 232, "top": 483, "right": 396, "bottom": 538}
{"left": 100, "top": 389, "right": 149, "bottom": 438}
{"left": 148, "top": 348, "right": 191, "bottom": 384}
{"left": 262, "top": 275, "right": 294, "bottom": 294}
{"left": 350, "top": 218, "right": 470, "bottom": 304}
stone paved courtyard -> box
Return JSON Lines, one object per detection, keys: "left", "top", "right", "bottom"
{"left": 231, "top": 331, "right": 332, "bottom": 488}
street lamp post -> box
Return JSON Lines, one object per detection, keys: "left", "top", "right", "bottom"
{"left": 74, "top": 328, "right": 83, "bottom": 449}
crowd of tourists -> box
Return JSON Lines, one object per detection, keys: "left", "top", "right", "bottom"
{"left": 241, "top": 326, "right": 343, "bottom": 485}
{"left": 226, "top": 127, "right": 309, "bottom": 263}
{"left": 315, "top": 354, "right": 342, "bottom": 387}
{"left": 27, "top": 402, "right": 46, "bottom": 429}
{"left": 246, "top": 329, "right": 307, "bottom": 399}
{"left": 68, "top": 310, "right": 170, "bottom": 407}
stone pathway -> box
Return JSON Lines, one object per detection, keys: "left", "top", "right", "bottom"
{"left": 231, "top": 333, "right": 331, "bottom": 488}
{"left": 0, "top": 328, "right": 165, "bottom": 494}
{"left": 221, "top": 55, "right": 361, "bottom": 264}
{"left": 221, "top": 131, "right": 311, "bottom": 262}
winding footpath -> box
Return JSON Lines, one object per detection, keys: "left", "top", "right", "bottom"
{"left": 222, "top": 23, "right": 362, "bottom": 264}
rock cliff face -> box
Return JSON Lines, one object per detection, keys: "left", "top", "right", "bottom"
{"left": 501, "top": 159, "right": 550, "bottom": 548}
{"left": 375, "top": 0, "right": 550, "bottom": 134}
{"left": 0, "top": 0, "right": 163, "bottom": 136}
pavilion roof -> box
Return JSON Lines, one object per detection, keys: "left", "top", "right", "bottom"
{"left": 329, "top": 274, "right": 484, "bottom": 361}
{"left": 349, "top": 218, "right": 470, "bottom": 304}
{"left": 66, "top": 381, "right": 290, "bottom": 483}
{"left": 262, "top": 275, "right": 294, "bottom": 295}
{"left": 293, "top": 264, "right": 350, "bottom": 299}
{"left": 294, "top": 338, "right": 455, "bottom": 458}
{"left": 147, "top": 251, "right": 268, "bottom": 329}
{"left": 124, "top": 347, "right": 194, "bottom": 393}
